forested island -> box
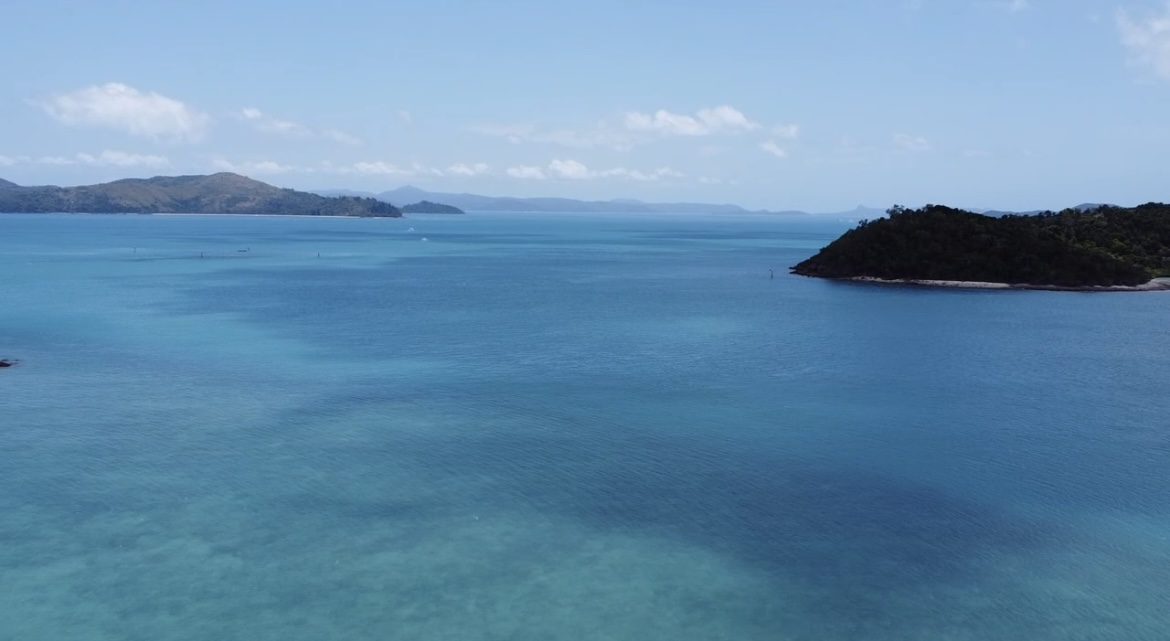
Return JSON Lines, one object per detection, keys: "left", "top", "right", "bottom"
{"left": 793, "top": 204, "right": 1170, "bottom": 290}
{"left": 0, "top": 173, "right": 403, "bottom": 217}
{"left": 401, "top": 200, "right": 465, "bottom": 214}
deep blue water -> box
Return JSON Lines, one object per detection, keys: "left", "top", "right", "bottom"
{"left": 2, "top": 212, "right": 1169, "bottom": 640}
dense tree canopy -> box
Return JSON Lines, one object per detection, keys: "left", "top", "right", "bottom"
{"left": 793, "top": 204, "right": 1170, "bottom": 287}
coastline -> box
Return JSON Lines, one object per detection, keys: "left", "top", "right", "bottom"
{"left": 0, "top": 212, "right": 399, "bottom": 219}
{"left": 839, "top": 276, "right": 1170, "bottom": 292}
{"left": 150, "top": 213, "right": 394, "bottom": 219}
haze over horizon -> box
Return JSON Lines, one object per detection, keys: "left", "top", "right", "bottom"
{"left": 4, "top": 1, "right": 1170, "bottom": 212}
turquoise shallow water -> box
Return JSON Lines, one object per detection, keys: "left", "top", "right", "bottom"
{"left": 2, "top": 212, "right": 1169, "bottom": 640}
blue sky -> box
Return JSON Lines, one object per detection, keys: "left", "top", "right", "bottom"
{"left": 3, "top": 0, "right": 1170, "bottom": 211}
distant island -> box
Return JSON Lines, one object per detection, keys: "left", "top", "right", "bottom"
{"left": 792, "top": 204, "right": 1170, "bottom": 290}
{"left": 400, "top": 200, "right": 464, "bottom": 214}
{"left": 316, "top": 185, "right": 863, "bottom": 217}
{"left": 0, "top": 173, "right": 459, "bottom": 218}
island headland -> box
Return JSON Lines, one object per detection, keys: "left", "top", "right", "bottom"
{"left": 792, "top": 204, "right": 1170, "bottom": 291}
{"left": 400, "top": 200, "right": 465, "bottom": 214}
{"left": 0, "top": 173, "right": 460, "bottom": 217}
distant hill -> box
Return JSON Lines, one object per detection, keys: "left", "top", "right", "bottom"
{"left": 1072, "top": 202, "right": 1113, "bottom": 212}
{"left": 401, "top": 200, "right": 464, "bottom": 214}
{"left": 314, "top": 188, "right": 378, "bottom": 198}
{"left": 793, "top": 204, "right": 1170, "bottom": 288}
{"left": 977, "top": 203, "right": 1114, "bottom": 218}
{"left": 0, "top": 178, "right": 19, "bottom": 189}
{"left": 309, "top": 185, "right": 894, "bottom": 216}
{"left": 0, "top": 173, "right": 401, "bottom": 217}
{"left": 368, "top": 186, "right": 807, "bottom": 215}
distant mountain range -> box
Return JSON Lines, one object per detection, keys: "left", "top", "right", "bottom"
{"left": 315, "top": 185, "right": 881, "bottom": 217}
{"left": 0, "top": 173, "right": 406, "bottom": 217}
{"left": 5, "top": 173, "right": 1099, "bottom": 219}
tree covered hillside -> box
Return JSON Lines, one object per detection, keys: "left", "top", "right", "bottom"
{"left": 793, "top": 204, "right": 1170, "bottom": 287}
{"left": 0, "top": 173, "right": 401, "bottom": 217}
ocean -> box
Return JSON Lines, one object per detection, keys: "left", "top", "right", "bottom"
{"left": 2, "top": 212, "right": 1169, "bottom": 640}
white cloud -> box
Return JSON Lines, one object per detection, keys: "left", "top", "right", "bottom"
{"left": 40, "top": 83, "right": 209, "bottom": 142}
{"left": 313, "top": 161, "right": 445, "bottom": 178}
{"left": 250, "top": 160, "right": 295, "bottom": 174}
{"left": 239, "top": 107, "right": 362, "bottom": 145}
{"left": 894, "top": 133, "right": 932, "bottom": 152}
{"left": 0, "top": 150, "right": 169, "bottom": 168}
{"left": 597, "top": 167, "right": 684, "bottom": 181}
{"left": 322, "top": 129, "right": 362, "bottom": 145}
{"left": 696, "top": 105, "right": 760, "bottom": 131}
{"left": 472, "top": 123, "right": 534, "bottom": 144}
{"left": 760, "top": 140, "right": 788, "bottom": 159}
{"left": 508, "top": 159, "right": 682, "bottom": 182}
{"left": 625, "top": 111, "right": 707, "bottom": 136}
{"left": 474, "top": 107, "right": 767, "bottom": 150}
{"left": 265, "top": 119, "right": 306, "bottom": 135}
{"left": 624, "top": 105, "right": 760, "bottom": 136}
{"left": 772, "top": 123, "right": 801, "bottom": 139}
{"left": 36, "top": 156, "right": 76, "bottom": 166}
{"left": 212, "top": 158, "right": 298, "bottom": 175}
{"left": 549, "top": 158, "right": 591, "bottom": 180}
{"left": 1006, "top": 0, "right": 1030, "bottom": 13}
{"left": 78, "top": 150, "right": 169, "bottom": 167}
{"left": 1118, "top": 4, "right": 1170, "bottom": 79}
{"left": 350, "top": 161, "right": 410, "bottom": 176}
{"left": 412, "top": 162, "right": 445, "bottom": 177}
{"left": 507, "top": 165, "right": 547, "bottom": 180}
{"left": 471, "top": 123, "right": 634, "bottom": 151}
{"left": 448, "top": 162, "right": 490, "bottom": 176}
{"left": 240, "top": 107, "right": 311, "bottom": 137}
{"left": 540, "top": 128, "right": 634, "bottom": 150}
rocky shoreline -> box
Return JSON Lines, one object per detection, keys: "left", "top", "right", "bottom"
{"left": 838, "top": 276, "right": 1170, "bottom": 292}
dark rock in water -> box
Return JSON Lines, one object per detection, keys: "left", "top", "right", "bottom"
{"left": 0, "top": 359, "right": 17, "bottom": 368}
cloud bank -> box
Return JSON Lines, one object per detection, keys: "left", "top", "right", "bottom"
{"left": 624, "top": 105, "right": 759, "bottom": 136}
{"left": 240, "top": 107, "right": 363, "bottom": 145}
{"left": 0, "top": 150, "right": 169, "bottom": 168}
{"left": 40, "top": 83, "right": 209, "bottom": 142}
{"left": 508, "top": 159, "right": 682, "bottom": 181}
{"left": 1118, "top": 4, "right": 1170, "bottom": 79}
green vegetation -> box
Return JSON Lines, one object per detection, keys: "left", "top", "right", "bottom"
{"left": 793, "top": 204, "right": 1170, "bottom": 287}
{"left": 0, "top": 173, "right": 401, "bottom": 217}
{"left": 401, "top": 200, "right": 465, "bottom": 214}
